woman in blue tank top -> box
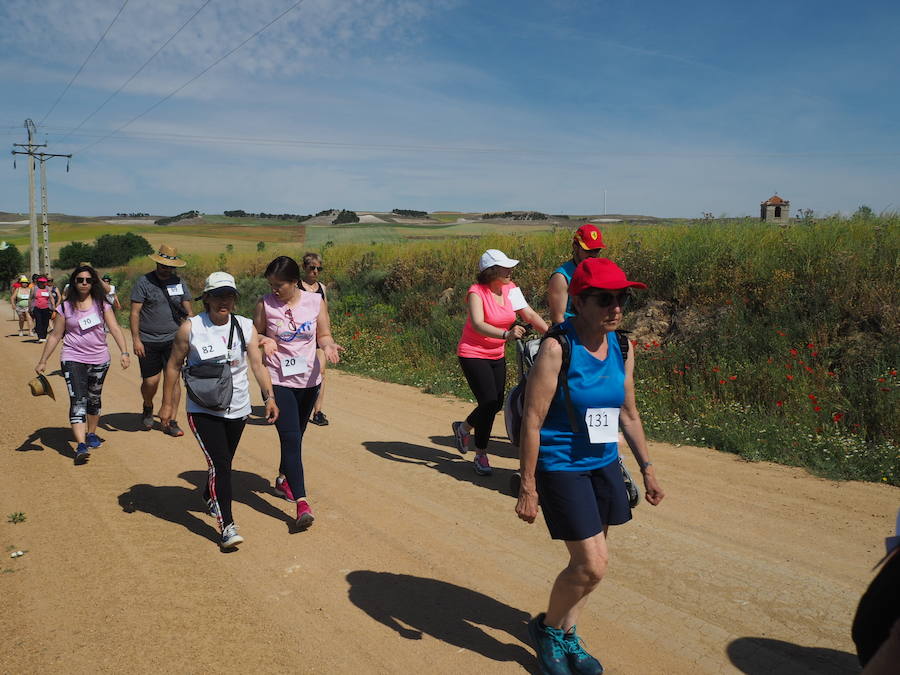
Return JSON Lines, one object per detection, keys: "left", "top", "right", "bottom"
{"left": 515, "top": 257, "right": 665, "bottom": 675}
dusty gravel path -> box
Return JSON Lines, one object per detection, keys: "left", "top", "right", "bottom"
{"left": 1, "top": 309, "right": 895, "bottom": 673}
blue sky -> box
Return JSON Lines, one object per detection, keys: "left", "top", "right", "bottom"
{"left": 1, "top": 0, "right": 898, "bottom": 217}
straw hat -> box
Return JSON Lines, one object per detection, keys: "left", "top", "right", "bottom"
{"left": 148, "top": 244, "right": 187, "bottom": 268}
{"left": 28, "top": 374, "right": 56, "bottom": 400}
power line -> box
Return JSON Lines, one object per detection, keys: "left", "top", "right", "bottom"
{"left": 73, "top": 0, "right": 309, "bottom": 156}
{"left": 38, "top": 0, "right": 132, "bottom": 126}
{"left": 39, "top": 125, "right": 900, "bottom": 159}
{"left": 56, "top": 0, "right": 216, "bottom": 145}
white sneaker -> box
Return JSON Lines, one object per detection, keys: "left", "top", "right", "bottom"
{"left": 220, "top": 523, "right": 243, "bottom": 549}
{"left": 38, "top": 338, "right": 46, "bottom": 343}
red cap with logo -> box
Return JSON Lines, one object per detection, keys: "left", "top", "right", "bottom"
{"left": 574, "top": 224, "right": 605, "bottom": 250}
{"left": 568, "top": 258, "right": 647, "bottom": 296}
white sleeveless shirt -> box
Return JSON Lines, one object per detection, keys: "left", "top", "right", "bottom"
{"left": 185, "top": 313, "right": 254, "bottom": 419}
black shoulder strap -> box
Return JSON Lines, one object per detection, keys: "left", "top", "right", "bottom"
{"left": 616, "top": 330, "right": 630, "bottom": 360}
{"left": 147, "top": 272, "right": 188, "bottom": 326}
{"left": 541, "top": 324, "right": 579, "bottom": 433}
{"left": 227, "top": 314, "right": 247, "bottom": 353}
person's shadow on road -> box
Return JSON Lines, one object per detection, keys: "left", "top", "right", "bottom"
{"left": 16, "top": 426, "right": 73, "bottom": 458}
{"left": 727, "top": 637, "right": 860, "bottom": 674}
{"left": 362, "top": 441, "right": 516, "bottom": 497}
{"left": 117, "top": 470, "right": 298, "bottom": 549}
{"left": 430, "top": 433, "right": 519, "bottom": 459}
{"left": 100, "top": 412, "right": 148, "bottom": 433}
{"left": 346, "top": 570, "right": 537, "bottom": 672}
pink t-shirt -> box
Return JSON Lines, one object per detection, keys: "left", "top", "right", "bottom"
{"left": 32, "top": 287, "right": 52, "bottom": 310}
{"left": 457, "top": 282, "right": 518, "bottom": 359}
{"left": 262, "top": 291, "right": 323, "bottom": 389}
{"left": 56, "top": 301, "right": 109, "bottom": 365}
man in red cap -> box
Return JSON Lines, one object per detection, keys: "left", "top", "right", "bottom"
{"left": 547, "top": 224, "right": 606, "bottom": 325}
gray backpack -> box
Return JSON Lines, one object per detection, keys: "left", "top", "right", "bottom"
{"left": 183, "top": 316, "right": 246, "bottom": 411}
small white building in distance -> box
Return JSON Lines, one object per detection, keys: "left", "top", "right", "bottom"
{"left": 760, "top": 194, "right": 790, "bottom": 223}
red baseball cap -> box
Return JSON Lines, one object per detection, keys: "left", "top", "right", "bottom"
{"left": 574, "top": 224, "right": 605, "bottom": 250}
{"left": 568, "top": 258, "right": 647, "bottom": 295}
{"left": 37, "top": 276, "right": 48, "bottom": 282}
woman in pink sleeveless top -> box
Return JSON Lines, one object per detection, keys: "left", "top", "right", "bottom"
{"left": 452, "top": 249, "right": 548, "bottom": 477}
{"left": 254, "top": 256, "right": 343, "bottom": 530}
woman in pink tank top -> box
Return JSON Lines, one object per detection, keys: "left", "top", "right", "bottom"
{"left": 253, "top": 256, "right": 343, "bottom": 531}
{"left": 452, "top": 249, "right": 548, "bottom": 477}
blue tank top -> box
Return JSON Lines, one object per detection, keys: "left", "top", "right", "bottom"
{"left": 552, "top": 260, "right": 577, "bottom": 320}
{"left": 538, "top": 320, "right": 624, "bottom": 472}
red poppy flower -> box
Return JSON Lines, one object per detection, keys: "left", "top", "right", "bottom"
{"left": 790, "top": 348, "right": 799, "bottom": 357}
{"left": 805, "top": 366, "right": 814, "bottom": 373}
{"left": 808, "top": 394, "right": 817, "bottom": 400}
{"left": 891, "top": 370, "right": 897, "bottom": 376}
{"left": 827, "top": 371, "right": 836, "bottom": 377}
{"left": 811, "top": 352, "right": 818, "bottom": 358}
{"left": 786, "top": 375, "right": 794, "bottom": 381}
{"left": 833, "top": 413, "right": 844, "bottom": 422}
{"left": 813, "top": 405, "right": 822, "bottom": 412}
{"left": 806, "top": 343, "right": 814, "bottom": 349}
{"left": 729, "top": 375, "right": 737, "bottom": 380}
{"left": 711, "top": 367, "right": 720, "bottom": 372}
{"left": 785, "top": 363, "right": 792, "bottom": 369}
{"left": 776, "top": 330, "right": 786, "bottom": 336}
{"left": 776, "top": 401, "right": 784, "bottom": 407}
{"left": 719, "top": 379, "right": 726, "bottom": 384}
{"left": 881, "top": 387, "right": 892, "bottom": 392}
{"left": 878, "top": 377, "right": 886, "bottom": 383}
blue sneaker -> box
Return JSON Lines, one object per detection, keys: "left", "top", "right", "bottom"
{"left": 86, "top": 432, "right": 103, "bottom": 449}
{"left": 528, "top": 613, "right": 571, "bottom": 675}
{"left": 564, "top": 626, "right": 604, "bottom": 674}
{"left": 74, "top": 442, "right": 91, "bottom": 465}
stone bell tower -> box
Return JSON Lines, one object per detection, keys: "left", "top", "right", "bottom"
{"left": 760, "top": 194, "right": 790, "bottom": 223}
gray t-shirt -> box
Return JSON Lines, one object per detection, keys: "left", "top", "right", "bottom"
{"left": 130, "top": 272, "right": 191, "bottom": 342}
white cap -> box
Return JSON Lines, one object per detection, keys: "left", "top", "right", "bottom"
{"left": 202, "top": 271, "right": 238, "bottom": 295}
{"left": 479, "top": 249, "right": 519, "bottom": 272}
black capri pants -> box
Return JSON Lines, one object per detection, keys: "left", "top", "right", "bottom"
{"left": 458, "top": 356, "right": 506, "bottom": 451}
{"left": 61, "top": 360, "right": 111, "bottom": 424}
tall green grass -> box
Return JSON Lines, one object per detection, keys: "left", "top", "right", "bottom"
{"left": 112, "top": 216, "right": 899, "bottom": 484}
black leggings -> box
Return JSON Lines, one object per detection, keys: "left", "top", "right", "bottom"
{"left": 61, "top": 360, "right": 110, "bottom": 424}
{"left": 33, "top": 307, "right": 53, "bottom": 339}
{"left": 188, "top": 413, "right": 246, "bottom": 530}
{"left": 273, "top": 384, "right": 320, "bottom": 500}
{"left": 458, "top": 356, "right": 506, "bottom": 452}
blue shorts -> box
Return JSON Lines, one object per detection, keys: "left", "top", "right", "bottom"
{"left": 536, "top": 460, "right": 632, "bottom": 541}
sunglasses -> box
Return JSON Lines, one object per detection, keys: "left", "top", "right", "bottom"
{"left": 75, "top": 277, "right": 94, "bottom": 285}
{"left": 584, "top": 289, "right": 631, "bottom": 309}
{"left": 157, "top": 263, "right": 176, "bottom": 270}
{"left": 306, "top": 265, "right": 323, "bottom": 272}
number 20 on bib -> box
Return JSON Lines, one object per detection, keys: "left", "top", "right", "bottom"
{"left": 280, "top": 356, "right": 308, "bottom": 377}
{"left": 585, "top": 407, "right": 620, "bottom": 444}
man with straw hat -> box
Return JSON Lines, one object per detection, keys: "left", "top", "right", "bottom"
{"left": 131, "top": 244, "right": 193, "bottom": 436}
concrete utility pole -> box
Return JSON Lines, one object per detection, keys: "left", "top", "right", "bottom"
{"left": 12, "top": 120, "right": 70, "bottom": 275}
{"left": 12, "top": 120, "right": 44, "bottom": 274}
{"left": 36, "top": 153, "right": 71, "bottom": 274}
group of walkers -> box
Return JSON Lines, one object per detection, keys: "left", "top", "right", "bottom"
{"left": 23, "top": 226, "right": 665, "bottom": 674}
{"left": 452, "top": 224, "right": 665, "bottom": 674}
{"left": 29, "top": 244, "right": 339, "bottom": 550}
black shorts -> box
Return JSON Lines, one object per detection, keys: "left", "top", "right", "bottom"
{"left": 536, "top": 460, "right": 632, "bottom": 541}
{"left": 138, "top": 340, "right": 174, "bottom": 379}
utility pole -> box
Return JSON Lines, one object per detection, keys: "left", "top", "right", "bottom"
{"left": 36, "top": 153, "right": 71, "bottom": 274}
{"left": 12, "top": 120, "right": 44, "bottom": 274}
{"left": 12, "top": 119, "right": 70, "bottom": 275}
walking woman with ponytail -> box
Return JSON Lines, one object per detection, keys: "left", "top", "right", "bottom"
{"left": 254, "top": 256, "right": 343, "bottom": 531}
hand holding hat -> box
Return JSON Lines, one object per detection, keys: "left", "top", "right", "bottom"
{"left": 28, "top": 373, "right": 55, "bottom": 400}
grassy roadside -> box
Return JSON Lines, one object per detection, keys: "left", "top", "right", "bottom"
{"left": 110, "top": 216, "right": 898, "bottom": 485}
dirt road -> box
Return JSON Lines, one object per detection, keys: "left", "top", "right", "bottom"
{"left": 1, "top": 311, "right": 896, "bottom": 673}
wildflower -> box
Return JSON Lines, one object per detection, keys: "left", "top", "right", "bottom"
{"left": 786, "top": 375, "right": 794, "bottom": 381}
{"left": 776, "top": 401, "right": 784, "bottom": 407}
{"left": 881, "top": 387, "right": 891, "bottom": 392}
{"left": 806, "top": 343, "right": 814, "bottom": 349}
{"left": 808, "top": 394, "right": 817, "bottom": 401}
{"left": 827, "top": 371, "right": 836, "bottom": 377}
{"left": 805, "top": 366, "right": 814, "bottom": 373}
{"left": 878, "top": 377, "right": 886, "bottom": 383}
{"left": 711, "top": 367, "right": 720, "bottom": 373}
{"left": 719, "top": 379, "right": 726, "bottom": 384}
{"left": 891, "top": 370, "right": 897, "bottom": 376}
{"left": 813, "top": 405, "right": 822, "bottom": 412}
{"left": 785, "top": 363, "right": 792, "bottom": 369}
{"left": 776, "top": 330, "right": 786, "bottom": 337}
{"left": 729, "top": 375, "right": 737, "bottom": 380}
{"left": 790, "top": 348, "right": 799, "bottom": 357}
{"left": 833, "top": 413, "right": 844, "bottom": 422}
{"left": 811, "top": 351, "right": 818, "bottom": 357}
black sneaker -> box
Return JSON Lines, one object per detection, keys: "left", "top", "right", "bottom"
{"left": 509, "top": 471, "right": 522, "bottom": 498}
{"left": 564, "top": 626, "right": 604, "bottom": 674}
{"left": 528, "top": 613, "right": 571, "bottom": 675}
{"left": 165, "top": 420, "right": 185, "bottom": 437}
{"left": 141, "top": 405, "right": 154, "bottom": 430}
{"left": 310, "top": 411, "right": 329, "bottom": 426}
